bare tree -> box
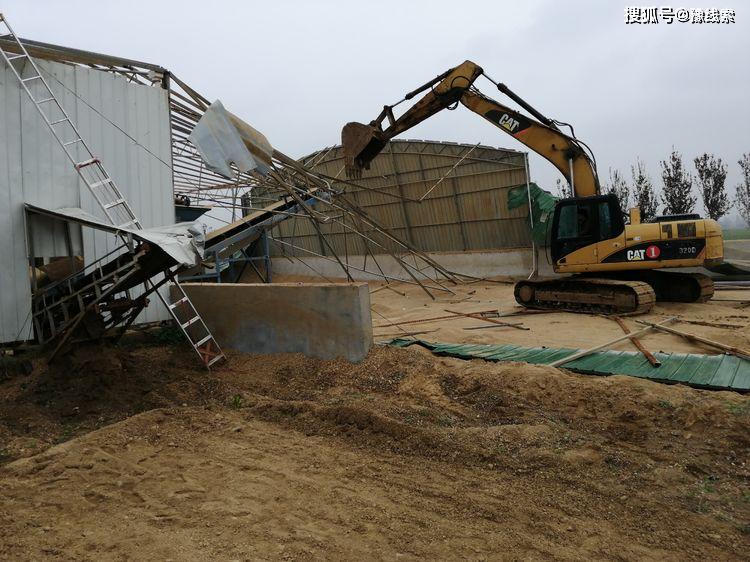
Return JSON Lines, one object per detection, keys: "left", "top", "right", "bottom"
{"left": 555, "top": 177, "right": 572, "bottom": 199}
{"left": 631, "top": 158, "right": 658, "bottom": 221}
{"left": 660, "top": 149, "right": 696, "bottom": 215}
{"left": 694, "top": 153, "right": 729, "bottom": 220}
{"left": 736, "top": 153, "right": 750, "bottom": 226}
{"left": 603, "top": 168, "right": 630, "bottom": 215}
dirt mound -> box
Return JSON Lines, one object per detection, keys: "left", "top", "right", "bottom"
{"left": 0, "top": 342, "right": 229, "bottom": 462}
{"left": 0, "top": 343, "right": 748, "bottom": 560}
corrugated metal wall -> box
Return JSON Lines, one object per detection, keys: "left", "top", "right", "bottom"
{"left": 267, "top": 140, "right": 531, "bottom": 257}
{"left": 0, "top": 58, "right": 174, "bottom": 343}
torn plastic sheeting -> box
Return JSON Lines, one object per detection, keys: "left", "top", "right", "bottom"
{"left": 188, "top": 99, "right": 273, "bottom": 179}
{"left": 507, "top": 182, "right": 558, "bottom": 246}
{"left": 24, "top": 205, "right": 205, "bottom": 268}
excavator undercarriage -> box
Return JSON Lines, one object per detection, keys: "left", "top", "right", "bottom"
{"left": 514, "top": 271, "right": 713, "bottom": 315}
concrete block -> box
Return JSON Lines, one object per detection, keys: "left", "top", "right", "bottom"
{"left": 172, "top": 283, "right": 373, "bottom": 362}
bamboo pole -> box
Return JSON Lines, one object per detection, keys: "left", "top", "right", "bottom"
{"left": 444, "top": 309, "right": 530, "bottom": 331}
{"left": 372, "top": 309, "right": 499, "bottom": 328}
{"left": 463, "top": 322, "right": 525, "bottom": 330}
{"left": 634, "top": 319, "right": 750, "bottom": 360}
{"left": 549, "top": 317, "right": 678, "bottom": 368}
{"left": 373, "top": 328, "right": 438, "bottom": 338}
{"left": 612, "top": 316, "right": 661, "bottom": 367}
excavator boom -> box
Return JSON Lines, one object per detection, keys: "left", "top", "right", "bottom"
{"left": 343, "top": 60, "right": 483, "bottom": 178}
{"left": 342, "top": 60, "right": 599, "bottom": 196}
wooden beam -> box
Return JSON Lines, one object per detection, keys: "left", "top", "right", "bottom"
{"left": 549, "top": 317, "right": 678, "bottom": 368}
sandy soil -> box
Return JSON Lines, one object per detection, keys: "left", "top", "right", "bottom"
{"left": 0, "top": 320, "right": 748, "bottom": 560}
{"left": 368, "top": 279, "right": 750, "bottom": 357}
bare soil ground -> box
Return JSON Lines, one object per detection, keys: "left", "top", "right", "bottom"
{"left": 0, "top": 281, "right": 748, "bottom": 560}
{"left": 369, "top": 279, "right": 750, "bottom": 355}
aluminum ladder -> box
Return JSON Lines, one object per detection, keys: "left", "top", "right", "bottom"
{"left": 0, "top": 13, "right": 224, "bottom": 368}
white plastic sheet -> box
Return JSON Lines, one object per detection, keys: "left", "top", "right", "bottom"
{"left": 188, "top": 100, "right": 273, "bottom": 179}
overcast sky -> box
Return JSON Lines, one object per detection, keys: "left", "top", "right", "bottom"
{"left": 5, "top": 0, "right": 749, "bottom": 222}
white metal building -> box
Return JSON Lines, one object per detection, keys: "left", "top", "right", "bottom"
{"left": 0, "top": 54, "right": 174, "bottom": 342}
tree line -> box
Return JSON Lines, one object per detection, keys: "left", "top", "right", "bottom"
{"left": 556, "top": 151, "right": 750, "bottom": 225}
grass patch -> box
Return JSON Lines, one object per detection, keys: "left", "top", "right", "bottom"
{"left": 723, "top": 228, "right": 750, "bottom": 241}
{"left": 229, "top": 394, "right": 244, "bottom": 410}
{"left": 726, "top": 401, "right": 749, "bottom": 417}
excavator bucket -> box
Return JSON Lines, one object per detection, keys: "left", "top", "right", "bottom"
{"left": 342, "top": 122, "right": 388, "bottom": 179}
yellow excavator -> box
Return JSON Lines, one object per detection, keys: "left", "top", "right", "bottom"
{"left": 341, "top": 60, "right": 724, "bottom": 314}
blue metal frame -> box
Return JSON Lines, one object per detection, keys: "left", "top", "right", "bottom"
{"left": 181, "top": 193, "right": 323, "bottom": 284}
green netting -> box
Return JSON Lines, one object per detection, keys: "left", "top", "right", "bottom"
{"left": 507, "top": 182, "right": 559, "bottom": 245}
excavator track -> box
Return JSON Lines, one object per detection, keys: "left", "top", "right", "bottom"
{"left": 616, "top": 270, "right": 714, "bottom": 303}
{"left": 514, "top": 277, "right": 656, "bottom": 315}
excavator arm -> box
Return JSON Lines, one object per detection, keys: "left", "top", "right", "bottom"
{"left": 342, "top": 60, "right": 600, "bottom": 197}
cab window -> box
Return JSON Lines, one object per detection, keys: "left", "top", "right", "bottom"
{"left": 557, "top": 204, "right": 579, "bottom": 239}
{"left": 598, "top": 201, "right": 613, "bottom": 240}
{"left": 557, "top": 203, "right": 594, "bottom": 239}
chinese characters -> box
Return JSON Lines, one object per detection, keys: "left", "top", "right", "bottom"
{"left": 624, "top": 7, "right": 736, "bottom": 24}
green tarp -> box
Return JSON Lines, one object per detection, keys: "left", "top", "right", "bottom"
{"left": 507, "top": 183, "right": 559, "bottom": 245}
{"left": 389, "top": 339, "right": 750, "bottom": 392}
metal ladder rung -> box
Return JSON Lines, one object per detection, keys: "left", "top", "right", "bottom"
{"left": 169, "top": 296, "right": 189, "bottom": 309}
{"left": 63, "top": 138, "right": 83, "bottom": 147}
{"left": 104, "top": 198, "right": 126, "bottom": 210}
{"left": 36, "top": 97, "right": 55, "bottom": 104}
{"left": 181, "top": 316, "right": 200, "bottom": 329}
{"left": 6, "top": 54, "right": 26, "bottom": 61}
{"left": 21, "top": 74, "right": 41, "bottom": 82}
{"left": 207, "top": 355, "right": 224, "bottom": 368}
{"left": 75, "top": 158, "right": 100, "bottom": 169}
{"left": 195, "top": 335, "right": 213, "bottom": 347}
{"left": 50, "top": 117, "right": 69, "bottom": 125}
{"left": 90, "top": 178, "right": 113, "bottom": 188}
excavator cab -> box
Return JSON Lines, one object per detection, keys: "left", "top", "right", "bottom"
{"left": 550, "top": 194, "right": 624, "bottom": 264}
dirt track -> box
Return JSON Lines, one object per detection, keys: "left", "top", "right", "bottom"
{"left": 1, "top": 332, "right": 748, "bottom": 560}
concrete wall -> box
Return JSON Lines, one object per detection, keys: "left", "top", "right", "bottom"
{"left": 175, "top": 283, "right": 373, "bottom": 362}
{"left": 268, "top": 242, "right": 750, "bottom": 283}
{"left": 270, "top": 247, "right": 556, "bottom": 282}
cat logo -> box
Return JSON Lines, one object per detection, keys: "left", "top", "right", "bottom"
{"left": 627, "top": 245, "right": 660, "bottom": 261}
{"left": 498, "top": 114, "right": 520, "bottom": 133}
{"left": 627, "top": 249, "right": 646, "bottom": 261}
